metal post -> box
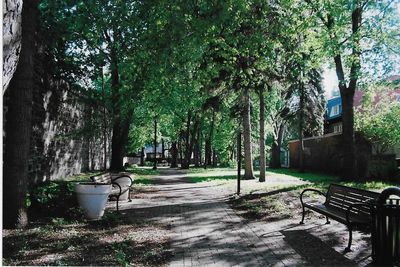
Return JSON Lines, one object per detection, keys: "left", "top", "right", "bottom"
{"left": 237, "top": 131, "right": 241, "bottom": 195}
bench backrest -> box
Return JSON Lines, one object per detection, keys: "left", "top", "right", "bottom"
{"left": 91, "top": 173, "right": 113, "bottom": 183}
{"left": 326, "top": 184, "right": 380, "bottom": 217}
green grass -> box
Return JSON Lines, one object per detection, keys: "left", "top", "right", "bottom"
{"left": 187, "top": 167, "right": 236, "bottom": 174}
{"left": 187, "top": 167, "right": 394, "bottom": 195}
{"left": 188, "top": 167, "right": 236, "bottom": 173}
{"left": 188, "top": 175, "right": 237, "bottom": 183}
{"left": 133, "top": 177, "right": 154, "bottom": 185}
{"left": 266, "top": 168, "right": 338, "bottom": 183}
{"left": 126, "top": 167, "right": 160, "bottom": 176}
{"left": 126, "top": 167, "right": 158, "bottom": 185}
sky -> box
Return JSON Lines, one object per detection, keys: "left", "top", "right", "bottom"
{"left": 322, "top": 67, "right": 339, "bottom": 99}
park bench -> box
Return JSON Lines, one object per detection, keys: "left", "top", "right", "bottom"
{"left": 299, "top": 183, "right": 380, "bottom": 252}
{"left": 90, "top": 172, "right": 134, "bottom": 211}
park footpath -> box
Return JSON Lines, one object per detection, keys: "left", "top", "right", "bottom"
{"left": 117, "top": 168, "right": 372, "bottom": 267}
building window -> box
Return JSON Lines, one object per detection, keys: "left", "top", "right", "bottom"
{"left": 333, "top": 124, "right": 342, "bottom": 133}
{"left": 330, "top": 104, "right": 341, "bottom": 117}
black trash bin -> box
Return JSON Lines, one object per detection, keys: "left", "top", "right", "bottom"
{"left": 371, "top": 187, "right": 400, "bottom": 265}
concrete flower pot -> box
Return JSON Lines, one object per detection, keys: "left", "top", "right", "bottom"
{"left": 75, "top": 182, "right": 112, "bottom": 220}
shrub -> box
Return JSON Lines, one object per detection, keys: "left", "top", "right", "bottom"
{"left": 29, "top": 181, "right": 82, "bottom": 221}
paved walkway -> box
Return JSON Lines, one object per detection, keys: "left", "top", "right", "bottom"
{"left": 118, "top": 168, "right": 372, "bottom": 267}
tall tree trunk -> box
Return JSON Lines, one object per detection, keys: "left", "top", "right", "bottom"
{"left": 340, "top": 89, "right": 356, "bottom": 178}
{"left": 329, "top": 4, "right": 361, "bottom": 179}
{"left": 3, "top": 0, "right": 23, "bottom": 91}
{"left": 170, "top": 142, "right": 178, "bottom": 168}
{"left": 3, "top": 0, "right": 39, "bottom": 229}
{"left": 199, "top": 137, "right": 203, "bottom": 165}
{"left": 161, "top": 138, "right": 165, "bottom": 159}
{"left": 178, "top": 134, "right": 183, "bottom": 166}
{"left": 153, "top": 118, "right": 157, "bottom": 170}
{"left": 204, "top": 139, "right": 211, "bottom": 169}
{"left": 242, "top": 87, "right": 255, "bottom": 179}
{"left": 270, "top": 123, "right": 285, "bottom": 169}
{"left": 194, "top": 126, "right": 201, "bottom": 167}
{"left": 181, "top": 111, "right": 192, "bottom": 169}
{"left": 204, "top": 110, "right": 215, "bottom": 168}
{"left": 101, "top": 66, "right": 107, "bottom": 170}
{"left": 109, "top": 50, "right": 124, "bottom": 171}
{"left": 259, "top": 86, "right": 266, "bottom": 182}
{"left": 212, "top": 149, "right": 217, "bottom": 167}
{"left": 140, "top": 147, "right": 145, "bottom": 166}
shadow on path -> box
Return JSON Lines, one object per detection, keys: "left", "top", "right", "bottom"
{"left": 121, "top": 168, "right": 372, "bottom": 267}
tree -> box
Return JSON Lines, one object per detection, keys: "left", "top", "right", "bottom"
{"left": 355, "top": 84, "right": 400, "bottom": 153}
{"left": 288, "top": 68, "right": 325, "bottom": 171}
{"left": 3, "top": 0, "right": 23, "bottom": 91}
{"left": 258, "top": 84, "right": 266, "bottom": 182}
{"left": 3, "top": 0, "right": 40, "bottom": 229}
{"left": 40, "top": 0, "right": 149, "bottom": 171}
{"left": 305, "top": 0, "right": 400, "bottom": 179}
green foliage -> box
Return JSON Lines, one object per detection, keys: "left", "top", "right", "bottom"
{"left": 37, "top": 0, "right": 399, "bottom": 178}
{"left": 114, "top": 242, "right": 130, "bottom": 267}
{"left": 355, "top": 85, "right": 400, "bottom": 152}
{"left": 29, "top": 181, "right": 82, "bottom": 221}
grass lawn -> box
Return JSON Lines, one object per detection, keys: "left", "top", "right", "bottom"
{"left": 126, "top": 167, "right": 159, "bottom": 186}
{"left": 187, "top": 167, "right": 397, "bottom": 221}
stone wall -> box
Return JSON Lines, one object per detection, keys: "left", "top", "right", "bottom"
{"left": 3, "top": 51, "right": 111, "bottom": 184}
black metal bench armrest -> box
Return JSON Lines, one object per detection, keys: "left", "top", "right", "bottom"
{"left": 345, "top": 202, "right": 375, "bottom": 225}
{"left": 111, "top": 175, "right": 133, "bottom": 187}
{"left": 111, "top": 182, "right": 122, "bottom": 196}
{"left": 300, "top": 188, "right": 326, "bottom": 206}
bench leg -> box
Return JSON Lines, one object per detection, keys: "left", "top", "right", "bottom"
{"left": 300, "top": 205, "right": 306, "bottom": 224}
{"left": 325, "top": 216, "right": 330, "bottom": 224}
{"left": 128, "top": 188, "right": 132, "bottom": 202}
{"left": 116, "top": 196, "right": 120, "bottom": 211}
{"left": 345, "top": 226, "right": 353, "bottom": 252}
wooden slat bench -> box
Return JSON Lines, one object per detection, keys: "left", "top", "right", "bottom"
{"left": 300, "top": 183, "right": 380, "bottom": 251}
{"left": 90, "top": 172, "right": 134, "bottom": 211}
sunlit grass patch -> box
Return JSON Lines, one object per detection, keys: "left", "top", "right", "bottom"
{"left": 267, "top": 168, "right": 338, "bottom": 183}
{"left": 188, "top": 174, "right": 237, "bottom": 183}
{"left": 187, "top": 167, "right": 236, "bottom": 174}
{"left": 133, "top": 176, "right": 154, "bottom": 185}
{"left": 126, "top": 167, "right": 160, "bottom": 176}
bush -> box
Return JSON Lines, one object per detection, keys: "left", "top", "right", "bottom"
{"left": 29, "top": 181, "right": 82, "bottom": 221}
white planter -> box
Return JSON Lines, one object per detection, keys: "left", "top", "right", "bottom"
{"left": 75, "top": 182, "right": 112, "bottom": 220}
